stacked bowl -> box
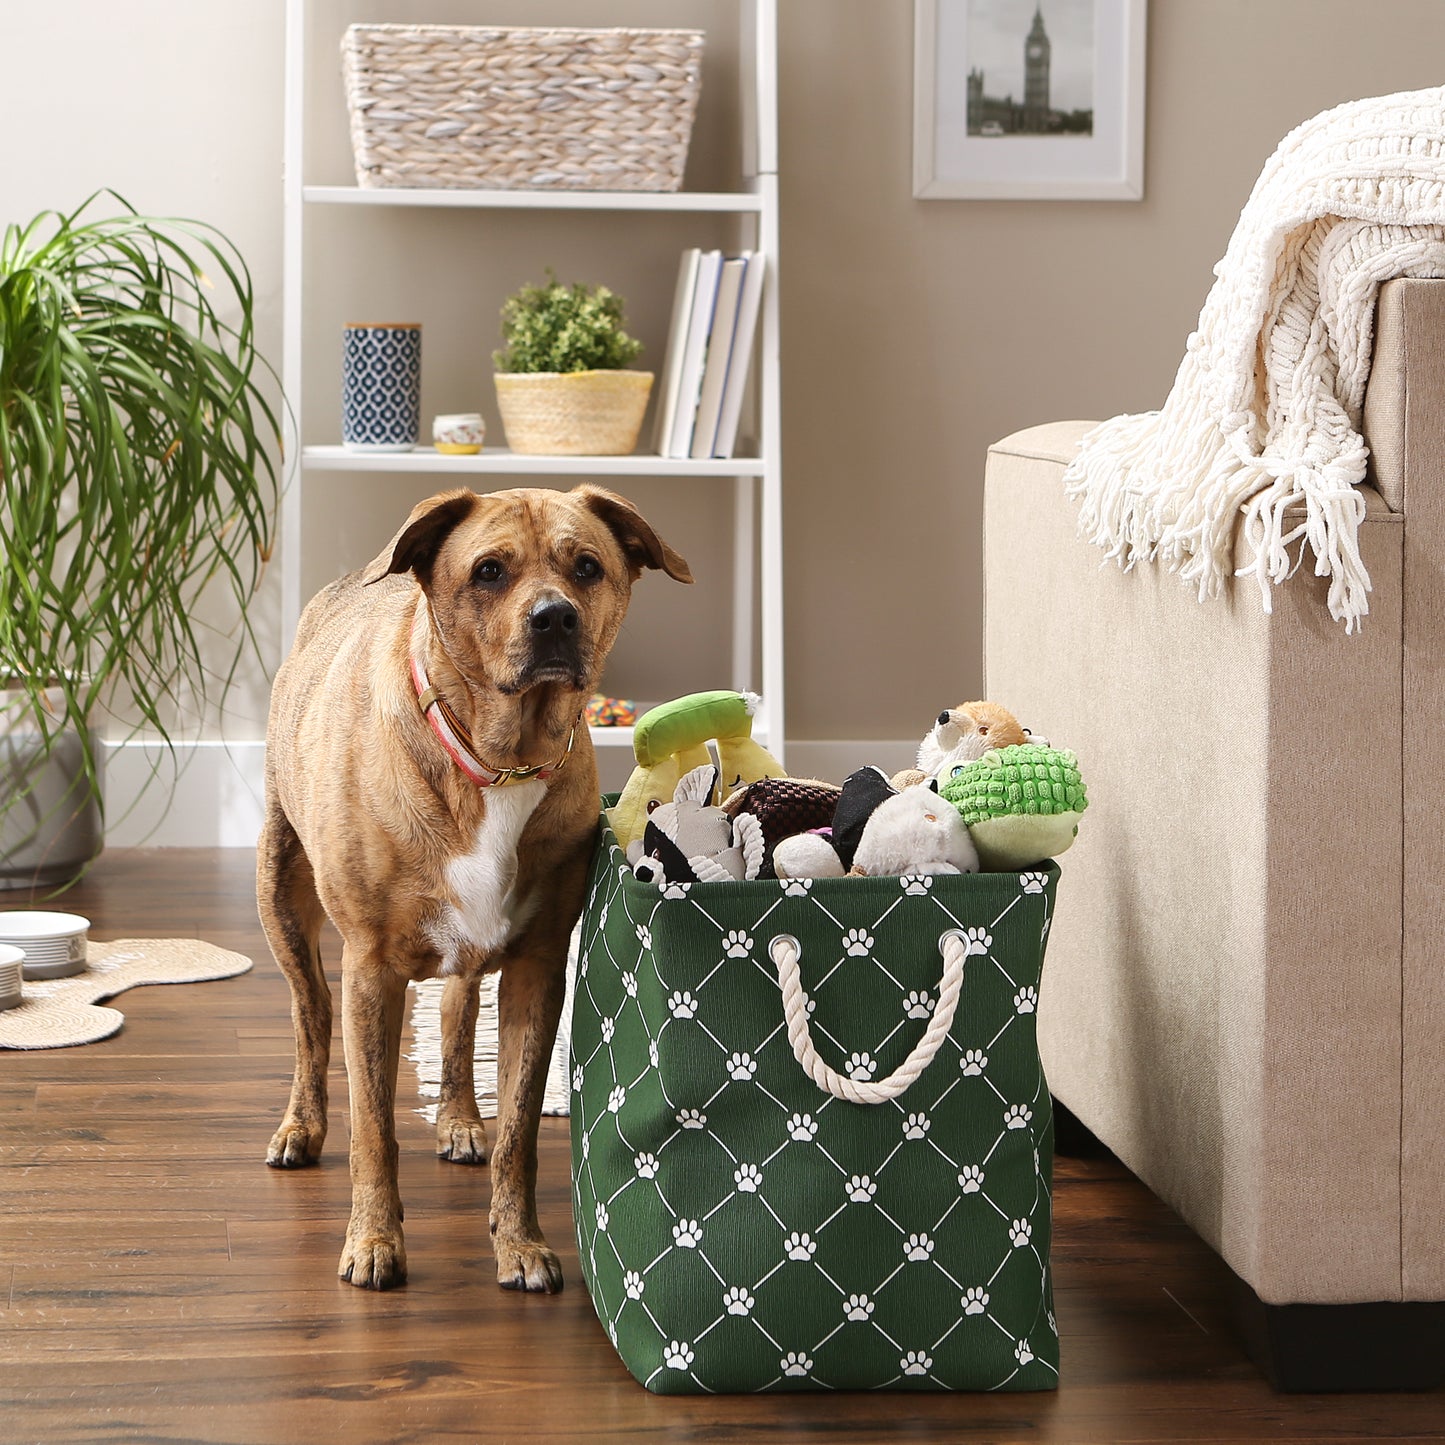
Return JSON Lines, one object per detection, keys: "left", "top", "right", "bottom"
{"left": 0, "top": 911, "right": 90, "bottom": 980}
{"left": 0, "top": 944, "right": 22, "bottom": 1011}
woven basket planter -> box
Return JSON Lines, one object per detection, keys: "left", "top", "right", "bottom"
{"left": 341, "top": 25, "right": 705, "bottom": 192}
{"left": 495, "top": 370, "right": 654, "bottom": 456}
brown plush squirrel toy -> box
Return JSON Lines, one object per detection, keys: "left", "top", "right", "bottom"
{"left": 891, "top": 700, "right": 1029, "bottom": 791}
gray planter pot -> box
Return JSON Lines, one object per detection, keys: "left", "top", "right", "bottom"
{"left": 0, "top": 691, "right": 103, "bottom": 890}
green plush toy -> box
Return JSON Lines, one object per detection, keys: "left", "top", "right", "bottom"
{"left": 606, "top": 691, "right": 785, "bottom": 851}
{"left": 941, "top": 743, "right": 1087, "bottom": 870}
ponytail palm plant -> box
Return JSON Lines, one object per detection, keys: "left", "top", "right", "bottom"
{"left": 0, "top": 193, "right": 280, "bottom": 878}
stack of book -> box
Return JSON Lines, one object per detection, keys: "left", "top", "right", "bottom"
{"left": 653, "top": 248, "right": 766, "bottom": 460}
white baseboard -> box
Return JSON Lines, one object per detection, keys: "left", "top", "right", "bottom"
{"left": 100, "top": 737, "right": 918, "bottom": 847}
{"left": 103, "top": 739, "right": 267, "bottom": 848}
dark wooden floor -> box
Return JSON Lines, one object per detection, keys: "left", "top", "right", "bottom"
{"left": 2, "top": 850, "right": 1441, "bottom": 1444}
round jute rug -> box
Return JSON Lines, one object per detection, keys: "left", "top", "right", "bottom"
{"left": 0, "top": 938, "right": 252, "bottom": 1049}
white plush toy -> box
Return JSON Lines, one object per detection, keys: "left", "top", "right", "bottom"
{"left": 772, "top": 831, "right": 846, "bottom": 881}
{"left": 850, "top": 782, "right": 979, "bottom": 878}
{"left": 629, "top": 764, "right": 766, "bottom": 885}
{"left": 916, "top": 700, "right": 1029, "bottom": 781}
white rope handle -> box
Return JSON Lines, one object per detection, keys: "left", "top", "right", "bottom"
{"left": 768, "top": 932, "right": 970, "bottom": 1105}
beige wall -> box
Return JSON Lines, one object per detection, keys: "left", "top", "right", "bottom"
{"left": 5, "top": 0, "right": 1445, "bottom": 813}
{"left": 780, "top": 0, "right": 1445, "bottom": 743}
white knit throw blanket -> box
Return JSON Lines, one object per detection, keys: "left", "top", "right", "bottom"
{"left": 1064, "top": 87, "right": 1445, "bottom": 632}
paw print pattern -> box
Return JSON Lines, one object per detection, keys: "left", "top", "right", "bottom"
{"left": 785, "top": 1231, "right": 817, "bottom": 1260}
{"left": 723, "top": 1286, "right": 755, "bottom": 1316}
{"left": 843, "top": 1293, "right": 875, "bottom": 1321}
{"left": 606, "top": 1085, "right": 626, "bottom": 1114}
{"left": 780, "top": 1351, "right": 813, "bottom": 1376}
{"left": 623, "top": 1270, "right": 644, "bottom": 1300}
{"left": 1015, "top": 1338, "right": 1035, "bottom": 1366}
{"left": 595, "top": 1202, "right": 610, "bottom": 1231}
{"left": 900, "top": 1350, "right": 932, "bottom": 1376}
{"left": 959, "top": 1048, "right": 988, "bottom": 1076}
{"left": 571, "top": 1065, "right": 585, "bottom": 1094}
{"left": 901, "top": 874, "right": 934, "bottom": 896}
{"left": 622, "top": 971, "right": 638, "bottom": 997}
{"left": 727, "top": 1052, "right": 757, "bottom": 1080}
{"left": 667, "top": 991, "right": 697, "bottom": 1019}
{"left": 903, "top": 1233, "right": 935, "bottom": 1261}
{"left": 1020, "top": 871, "right": 1048, "bottom": 894}
{"left": 580, "top": 1132, "right": 590, "bottom": 1161}
{"left": 635, "top": 924, "right": 653, "bottom": 951}
{"left": 723, "top": 930, "right": 753, "bottom": 958}
{"left": 960, "top": 927, "right": 992, "bottom": 957}
{"left": 845, "top": 1174, "right": 878, "bottom": 1203}
{"left": 734, "top": 1163, "right": 762, "bottom": 1193}
{"left": 1003, "top": 1103, "right": 1033, "bottom": 1131}
{"left": 787, "top": 1112, "right": 818, "bottom": 1141}
{"left": 958, "top": 1164, "right": 985, "bottom": 1193}
{"left": 845, "top": 1052, "right": 876, "bottom": 1081}
{"left": 781, "top": 878, "right": 813, "bottom": 897}
{"left": 842, "top": 928, "right": 874, "bottom": 956}
{"left": 903, "top": 1112, "right": 930, "bottom": 1140}
{"left": 1048, "top": 1309, "right": 1058, "bottom": 1336}
{"left": 648, "top": 1039, "right": 660, "bottom": 1070}
{"left": 663, "top": 1341, "right": 694, "bottom": 1371}
{"left": 1014, "top": 985, "right": 1038, "bottom": 1014}
{"left": 600, "top": 1017, "right": 615, "bottom": 1043}
{"left": 962, "top": 1286, "right": 989, "bottom": 1315}
{"left": 672, "top": 1219, "right": 702, "bottom": 1248}
{"left": 660, "top": 880, "right": 692, "bottom": 900}
{"left": 1009, "top": 1218, "right": 1033, "bottom": 1248}
{"left": 634, "top": 1152, "right": 658, "bottom": 1179}
{"left": 903, "top": 989, "right": 934, "bottom": 1020}
{"left": 676, "top": 1108, "right": 707, "bottom": 1130}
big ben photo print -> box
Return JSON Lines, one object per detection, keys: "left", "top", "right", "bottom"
{"left": 914, "top": 0, "right": 1145, "bottom": 199}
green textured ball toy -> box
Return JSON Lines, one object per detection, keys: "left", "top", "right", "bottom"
{"left": 941, "top": 743, "right": 1087, "bottom": 870}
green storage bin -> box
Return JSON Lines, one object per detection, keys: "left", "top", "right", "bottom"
{"left": 570, "top": 805, "right": 1060, "bottom": 1393}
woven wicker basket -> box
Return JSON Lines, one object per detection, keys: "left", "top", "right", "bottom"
{"left": 495, "top": 370, "right": 654, "bottom": 456}
{"left": 341, "top": 25, "right": 704, "bottom": 192}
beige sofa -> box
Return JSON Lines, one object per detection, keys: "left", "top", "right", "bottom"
{"left": 983, "top": 277, "right": 1445, "bottom": 1391}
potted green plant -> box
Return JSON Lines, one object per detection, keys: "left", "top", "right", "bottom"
{"left": 492, "top": 272, "right": 652, "bottom": 456}
{"left": 0, "top": 193, "right": 280, "bottom": 889}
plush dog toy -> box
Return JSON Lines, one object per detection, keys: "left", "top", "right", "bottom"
{"left": 607, "top": 691, "right": 784, "bottom": 851}
{"left": 892, "top": 700, "right": 1029, "bottom": 790}
{"left": 851, "top": 781, "right": 980, "bottom": 877}
{"left": 630, "top": 765, "right": 766, "bottom": 885}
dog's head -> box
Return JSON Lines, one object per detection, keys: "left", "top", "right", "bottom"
{"left": 362, "top": 484, "right": 691, "bottom": 704}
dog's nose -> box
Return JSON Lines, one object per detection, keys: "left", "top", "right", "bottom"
{"left": 529, "top": 598, "right": 579, "bottom": 636}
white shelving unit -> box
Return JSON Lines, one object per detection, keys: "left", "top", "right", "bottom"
{"left": 281, "top": 0, "right": 784, "bottom": 759}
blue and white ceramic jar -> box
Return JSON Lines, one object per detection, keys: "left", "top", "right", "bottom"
{"left": 342, "top": 322, "right": 422, "bottom": 451}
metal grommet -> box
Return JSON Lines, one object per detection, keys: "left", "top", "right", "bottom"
{"left": 769, "top": 934, "right": 802, "bottom": 966}
{"left": 937, "top": 929, "right": 968, "bottom": 957}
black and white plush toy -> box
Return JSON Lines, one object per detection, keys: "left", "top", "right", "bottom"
{"left": 629, "top": 764, "right": 766, "bottom": 885}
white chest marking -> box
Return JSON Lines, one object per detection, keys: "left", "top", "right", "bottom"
{"left": 433, "top": 780, "right": 546, "bottom": 971}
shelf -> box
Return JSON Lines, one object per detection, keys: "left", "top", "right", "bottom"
{"left": 300, "top": 445, "right": 765, "bottom": 477}
{"left": 588, "top": 724, "right": 636, "bottom": 749}
{"left": 304, "top": 185, "right": 764, "bottom": 213}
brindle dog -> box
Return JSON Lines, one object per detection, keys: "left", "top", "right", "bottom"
{"left": 258, "top": 485, "right": 691, "bottom": 1291}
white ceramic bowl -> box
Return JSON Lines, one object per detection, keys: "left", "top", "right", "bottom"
{"left": 0, "top": 910, "right": 90, "bottom": 980}
{"left": 0, "top": 944, "right": 23, "bottom": 1010}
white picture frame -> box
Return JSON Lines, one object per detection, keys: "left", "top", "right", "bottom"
{"left": 913, "top": 0, "right": 1146, "bottom": 201}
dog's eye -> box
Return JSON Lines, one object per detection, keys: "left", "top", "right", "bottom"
{"left": 473, "top": 558, "right": 505, "bottom": 586}
{"left": 575, "top": 554, "right": 602, "bottom": 582}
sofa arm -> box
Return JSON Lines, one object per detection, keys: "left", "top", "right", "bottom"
{"left": 984, "top": 419, "right": 1407, "bottom": 1306}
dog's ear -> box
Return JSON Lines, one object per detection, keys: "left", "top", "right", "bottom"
{"left": 361, "top": 490, "right": 478, "bottom": 586}
{"left": 573, "top": 485, "right": 693, "bottom": 584}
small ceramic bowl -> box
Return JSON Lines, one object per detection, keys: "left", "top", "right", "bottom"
{"left": 0, "top": 910, "right": 90, "bottom": 980}
{"left": 433, "top": 412, "right": 486, "bottom": 455}
{"left": 0, "top": 945, "right": 23, "bottom": 1011}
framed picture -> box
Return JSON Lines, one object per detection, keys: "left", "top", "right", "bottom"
{"left": 913, "top": 0, "right": 1146, "bottom": 200}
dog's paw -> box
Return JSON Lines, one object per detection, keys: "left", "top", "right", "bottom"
{"left": 338, "top": 1228, "right": 407, "bottom": 1290}
{"left": 436, "top": 1116, "right": 489, "bottom": 1166}
{"left": 266, "top": 1117, "right": 325, "bottom": 1169}
{"left": 494, "top": 1234, "right": 564, "bottom": 1294}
